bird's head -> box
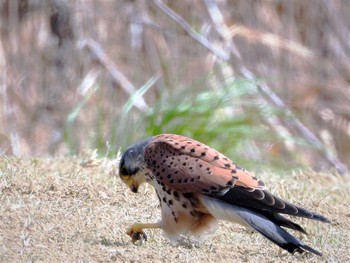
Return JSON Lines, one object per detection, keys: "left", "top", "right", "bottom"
{"left": 119, "top": 137, "right": 152, "bottom": 193}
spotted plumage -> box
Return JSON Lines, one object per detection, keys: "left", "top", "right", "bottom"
{"left": 119, "top": 134, "right": 330, "bottom": 255}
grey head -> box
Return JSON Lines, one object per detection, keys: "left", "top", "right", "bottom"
{"left": 119, "top": 136, "right": 153, "bottom": 178}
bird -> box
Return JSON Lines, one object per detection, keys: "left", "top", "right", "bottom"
{"left": 119, "top": 134, "right": 330, "bottom": 256}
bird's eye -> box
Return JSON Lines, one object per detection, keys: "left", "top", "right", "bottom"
{"left": 120, "top": 167, "right": 129, "bottom": 176}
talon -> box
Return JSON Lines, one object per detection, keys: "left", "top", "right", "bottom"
{"left": 127, "top": 226, "right": 148, "bottom": 245}
{"left": 132, "top": 231, "right": 147, "bottom": 244}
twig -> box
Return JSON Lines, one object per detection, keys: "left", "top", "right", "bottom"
{"left": 152, "top": 0, "right": 229, "bottom": 61}
{"left": 154, "top": 0, "right": 348, "bottom": 174}
{"left": 257, "top": 82, "right": 348, "bottom": 175}
{"left": 202, "top": 0, "right": 348, "bottom": 175}
{"left": 78, "top": 39, "right": 148, "bottom": 112}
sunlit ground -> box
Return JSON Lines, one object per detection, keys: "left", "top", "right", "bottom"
{"left": 0, "top": 156, "right": 348, "bottom": 262}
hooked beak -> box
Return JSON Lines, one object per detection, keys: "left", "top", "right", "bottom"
{"left": 131, "top": 184, "right": 138, "bottom": 193}
{"left": 127, "top": 178, "right": 139, "bottom": 193}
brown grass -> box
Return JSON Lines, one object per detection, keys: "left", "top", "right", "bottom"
{"left": 0, "top": 155, "right": 349, "bottom": 262}
{"left": 1, "top": 1, "right": 350, "bottom": 172}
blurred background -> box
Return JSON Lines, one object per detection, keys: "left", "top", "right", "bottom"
{"left": 0, "top": 0, "right": 349, "bottom": 173}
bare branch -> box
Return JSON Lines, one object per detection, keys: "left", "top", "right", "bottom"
{"left": 202, "top": 0, "right": 348, "bottom": 174}
{"left": 152, "top": 0, "right": 229, "bottom": 61}
{"left": 78, "top": 39, "right": 149, "bottom": 112}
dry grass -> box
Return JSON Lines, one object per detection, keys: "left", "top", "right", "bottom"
{"left": 0, "top": 155, "right": 349, "bottom": 262}
{"left": 1, "top": 1, "right": 350, "bottom": 172}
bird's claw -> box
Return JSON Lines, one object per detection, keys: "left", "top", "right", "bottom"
{"left": 127, "top": 225, "right": 148, "bottom": 245}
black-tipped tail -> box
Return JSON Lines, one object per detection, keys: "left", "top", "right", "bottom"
{"left": 201, "top": 196, "right": 323, "bottom": 256}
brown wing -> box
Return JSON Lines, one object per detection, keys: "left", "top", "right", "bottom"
{"left": 144, "top": 134, "right": 264, "bottom": 195}
{"left": 145, "top": 134, "right": 330, "bottom": 223}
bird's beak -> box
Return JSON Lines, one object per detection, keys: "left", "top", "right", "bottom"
{"left": 127, "top": 178, "right": 139, "bottom": 193}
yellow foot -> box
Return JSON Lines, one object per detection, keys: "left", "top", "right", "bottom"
{"left": 126, "top": 222, "right": 161, "bottom": 245}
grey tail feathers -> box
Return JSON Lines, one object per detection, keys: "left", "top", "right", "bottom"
{"left": 201, "top": 196, "right": 323, "bottom": 256}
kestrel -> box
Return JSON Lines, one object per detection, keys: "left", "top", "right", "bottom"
{"left": 119, "top": 134, "right": 330, "bottom": 255}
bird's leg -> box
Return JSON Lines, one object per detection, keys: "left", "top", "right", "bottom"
{"left": 126, "top": 222, "right": 161, "bottom": 245}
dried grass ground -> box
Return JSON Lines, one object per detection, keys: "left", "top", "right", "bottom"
{"left": 0, "top": 156, "right": 349, "bottom": 263}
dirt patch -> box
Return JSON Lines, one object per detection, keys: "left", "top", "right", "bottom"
{"left": 0, "top": 156, "right": 349, "bottom": 262}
